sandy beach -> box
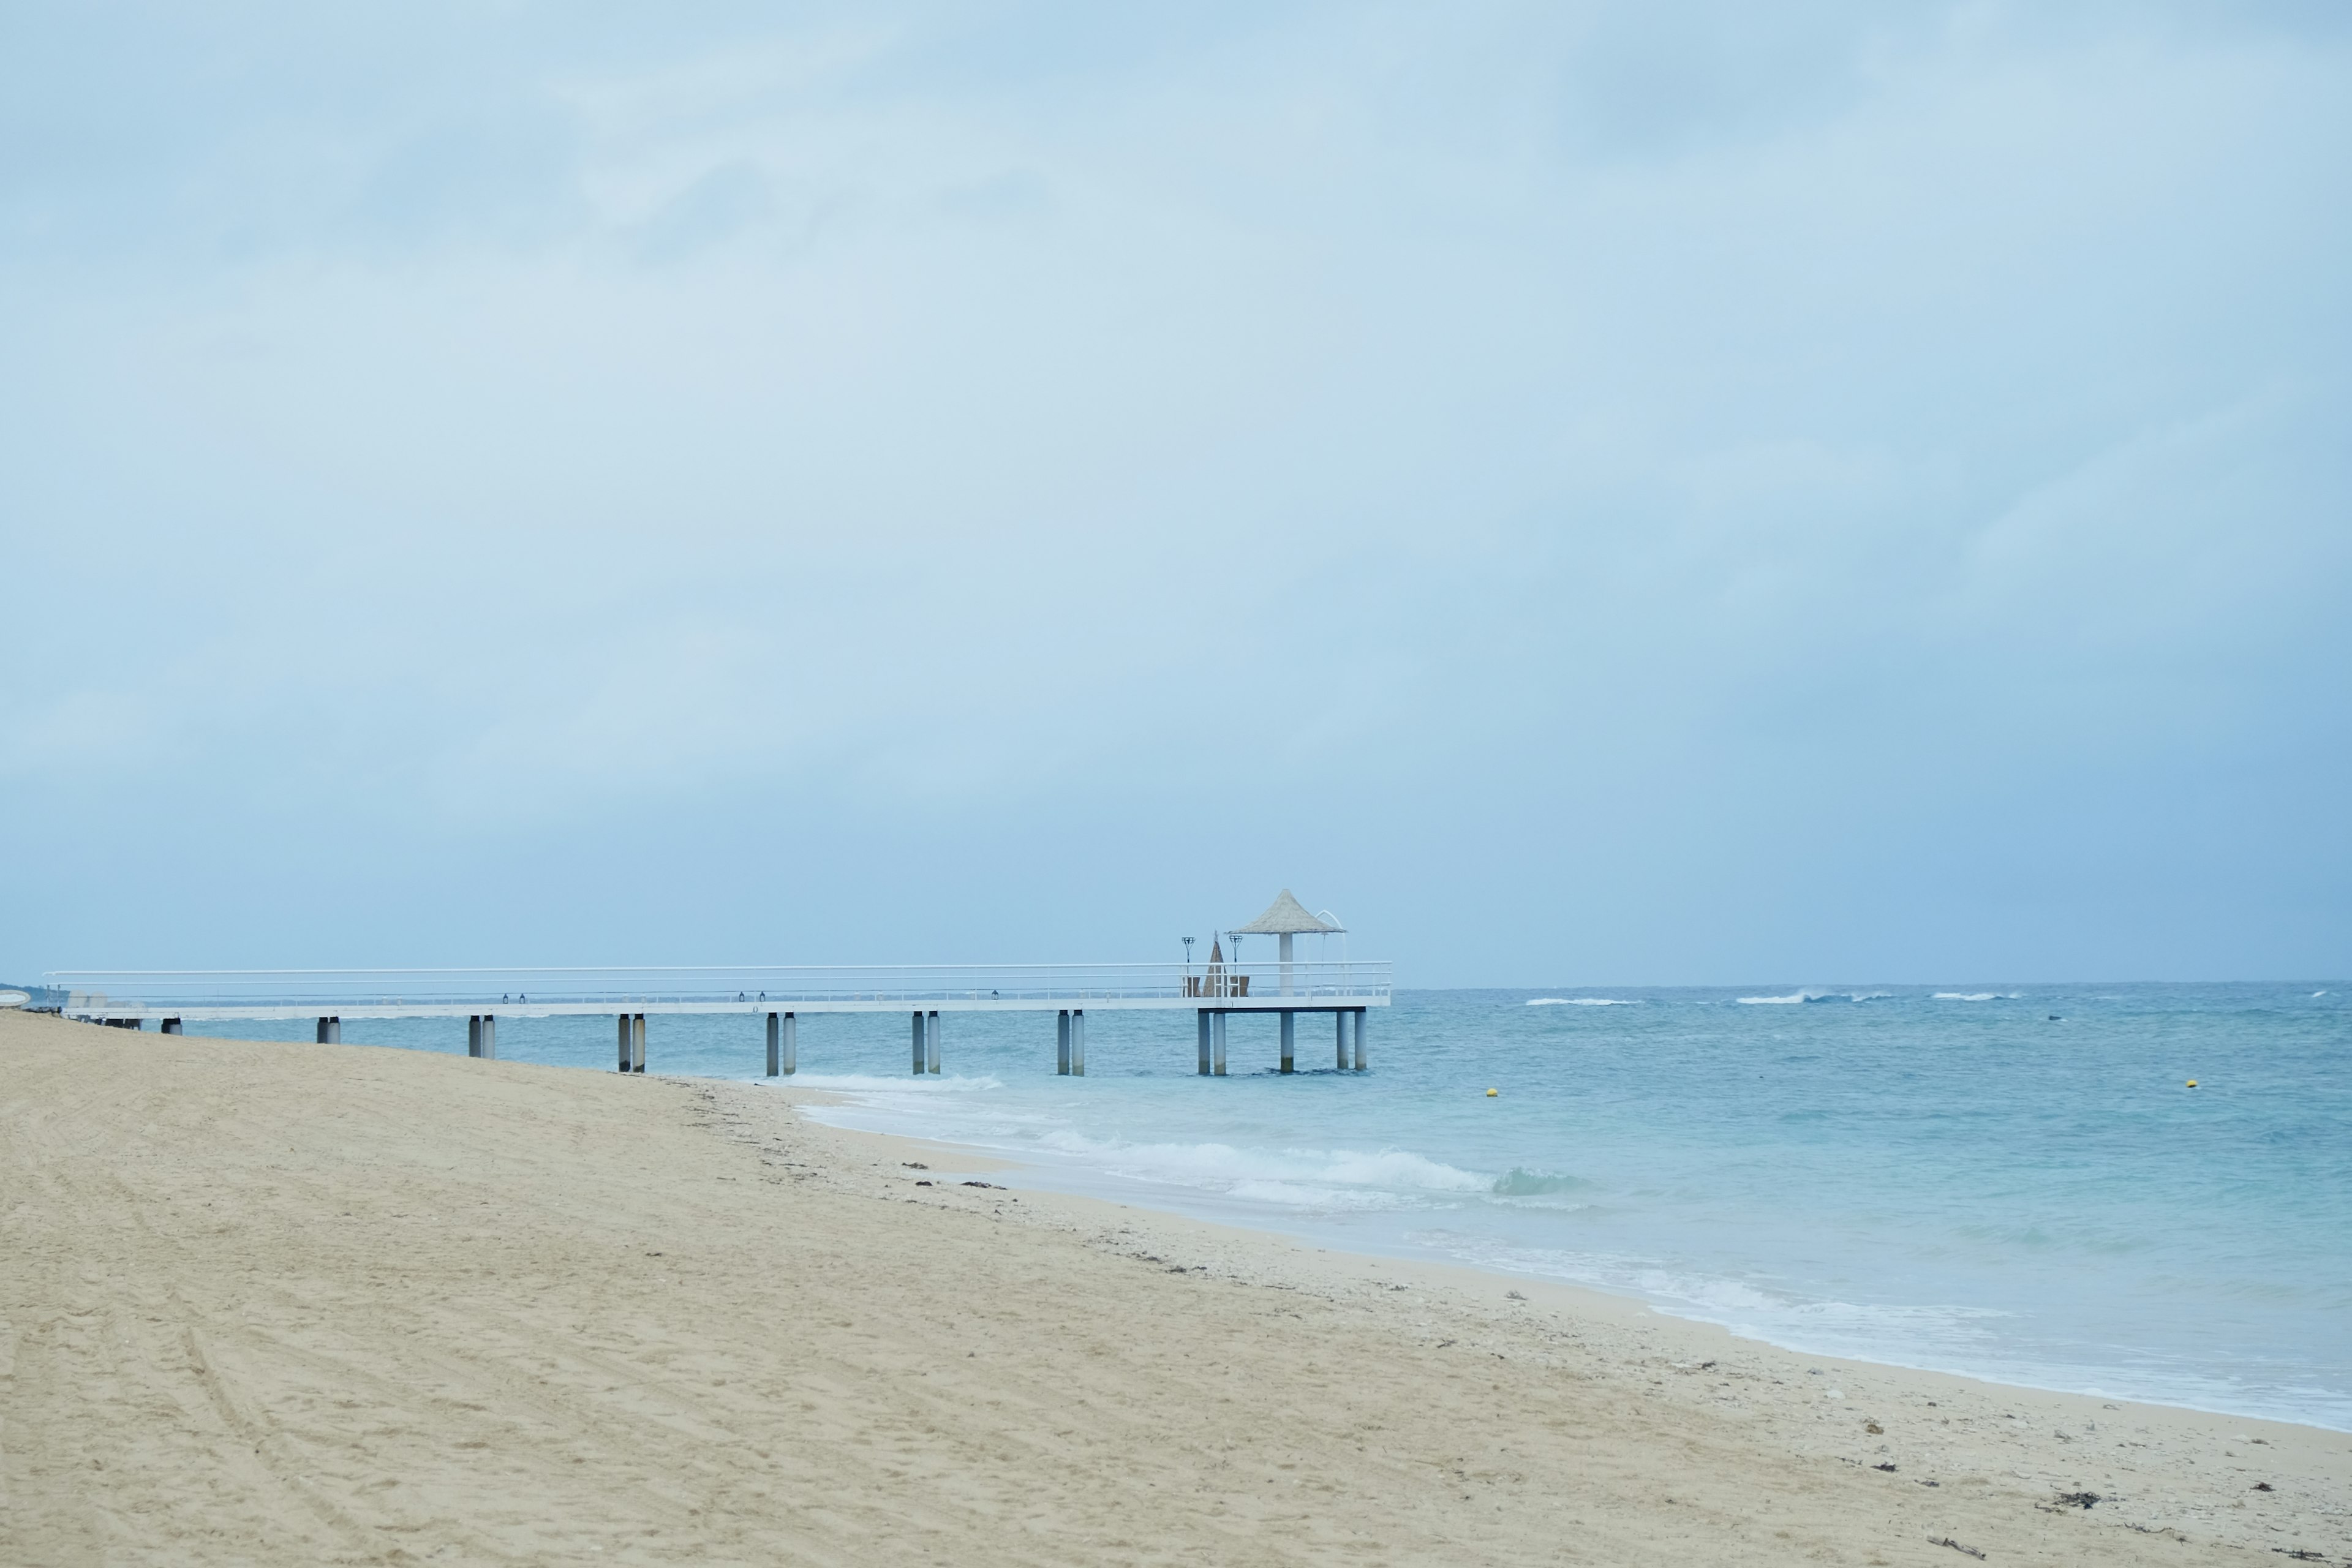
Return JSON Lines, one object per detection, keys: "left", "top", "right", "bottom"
{"left": 4, "top": 1009, "right": 2344, "bottom": 1566}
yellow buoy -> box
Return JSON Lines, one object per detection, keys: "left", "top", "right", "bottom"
{"left": 1486, "top": 1088, "right": 1499, "bottom": 1097}
{"left": 2186, "top": 1079, "right": 2198, "bottom": 1088}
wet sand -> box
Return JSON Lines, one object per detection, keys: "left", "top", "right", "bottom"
{"left": 4, "top": 1009, "right": 2345, "bottom": 1565}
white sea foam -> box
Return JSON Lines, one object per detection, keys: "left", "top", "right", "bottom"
{"left": 869, "top": 1117, "right": 1502, "bottom": 1214}
{"left": 1741, "top": 989, "right": 1891, "bottom": 1004}
{"left": 1417, "top": 1234, "right": 2016, "bottom": 1363}
{"left": 1226, "top": 1179, "right": 1419, "bottom": 1211}
{"left": 1527, "top": 997, "right": 1640, "bottom": 1006}
{"left": 790, "top": 1072, "right": 1003, "bottom": 1094}
{"left": 1934, "top": 992, "right": 2022, "bottom": 1002}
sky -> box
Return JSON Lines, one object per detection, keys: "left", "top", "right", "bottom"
{"left": 2, "top": 1, "right": 2347, "bottom": 986}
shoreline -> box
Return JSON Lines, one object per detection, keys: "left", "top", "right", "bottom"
{"left": 7, "top": 1012, "right": 2345, "bottom": 1564}
{"left": 770, "top": 1073, "right": 2352, "bottom": 1438}
{"left": 726, "top": 1077, "right": 2352, "bottom": 1556}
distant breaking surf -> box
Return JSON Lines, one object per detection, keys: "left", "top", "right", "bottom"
{"left": 1736, "top": 990, "right": 1891, "bottom": 1005}
{"left": 1527, "top": 997, "right": 1640, "bottom": 1006}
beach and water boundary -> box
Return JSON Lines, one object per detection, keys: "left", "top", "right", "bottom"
{"left": 6, "top": 1006, "right": 2347, "bottom": 1565}
{"left": 4, "top": 1011, "right": 2352, "bottom": 1561}
{"left": 140, "top": 981, "right": 2352, "bottom": 1434}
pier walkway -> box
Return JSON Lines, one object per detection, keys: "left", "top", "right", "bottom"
{"left": 45, "top": 960, "right": 1390, "bottom": 1077}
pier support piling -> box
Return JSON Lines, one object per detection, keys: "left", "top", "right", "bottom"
{"left": 926, "top": 1010, "right": 941, "bottom": 1075}
{"left": 767, "top": 1012, "right": 780, "bottom": 1077}
{"left": 617, "top": 1014, "right": 630, "bottom": 1072}
{"left": 1197, "top": 1010, "right": 1212, "bottom": 1075}
{"left": 1280, "top": 1010, "right": 1294, "bottom": 1074}
{"left": 317, "top": 1016, "right": 340, "bottom": 1045}
{"left": 162, "top": 1017, "right": 182, "bottom": 1035}
{"left": 1057, "top": 1010, "right": 1071, "bottom": 1075}
{"left": 782, "top": 1012, "right": 797, "bottom": 1074}
{"left": 1212, "top": 1010, "right": 1227, "bottom": 1076}
{"left": 482, "top": 1014, "right": 496, "bottom": 1060}
{"left": 1069, "top": 1009, "right": 1085, "bottom": 1076}
{"left": 1354, "top": 1008, "right": 1366, "bottom": 1071}
{"left": 912, "top": 1011, "right": 925, "bottom": 1076}
{"left": 469, "top": 1016, "right": 483, "bottom": 1058}
{"left": 631, "top": 1014, "right": 646, "bottom": 1073}
{"left": 1337, "top": 1009, "right": 1350, "bottom": 1071}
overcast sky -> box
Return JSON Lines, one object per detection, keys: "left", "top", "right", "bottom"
{"left": 3, "top": 2, "right": 2346, "bottom": 985}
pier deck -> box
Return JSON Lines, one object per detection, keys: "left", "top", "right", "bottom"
{"left": 44, "top": 961, "right": 1390, "bottom": 1076}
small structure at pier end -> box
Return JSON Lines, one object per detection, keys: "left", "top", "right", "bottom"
{"left": 1219, "top": 890, "right": 1360, "bottom": 1076}
{"left": 1232, "top": 889, "right": 1342, "bottom": 992}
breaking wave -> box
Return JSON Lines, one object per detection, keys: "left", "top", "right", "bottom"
{"left": 1737, "top": 990, "right": 1891, "bottom": 1005}
{"left": 1491, "top": 1167, "right": 1589, "bottom": 1197}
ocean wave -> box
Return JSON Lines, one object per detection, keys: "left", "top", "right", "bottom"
{"left": 1027, "top": 1129, "right": 1491, "bottom": 1199}
{"left": 1411, "top": 1232, "right": 1796, "bottom": 1316}
{"left": 1932, "top": 992, "right": 2021, "bottom": 1002}
{"left": 1738, "top": 989, "right": 1893, "bottom": 1005}
{"left": 789, "top": 1072, "right": 1003, "bottom": 1093}
{"left": 794, "top": 1076, "right": 1492, "bottom": 1208}
{"left": 1527, "top": 997, "right": 1640, "bottom": 1006}
{"left": 1416, "top": 1234, "right": 2012, "bottom": 1346}
{"left": 1491, "top": 1167, "right": 1588, "bottom": 1197}
{"left": 1226, "top": 1179, "right": 1425, "bottom": 1212}
{"left": 1403, "top": 1233, "right": 2348, "bottom": 1430}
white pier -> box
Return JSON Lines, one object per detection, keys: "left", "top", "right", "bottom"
{"left": 45, "top": 959, "right": 1389, "bottom": 1078}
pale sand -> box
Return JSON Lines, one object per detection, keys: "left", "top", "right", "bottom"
{"left": 4, "top": 1010, "right": 2345, "bottom": 1566}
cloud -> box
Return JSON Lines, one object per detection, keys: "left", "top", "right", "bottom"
{"left": 1, "top": 2, "right": 2346, "bottom": 977}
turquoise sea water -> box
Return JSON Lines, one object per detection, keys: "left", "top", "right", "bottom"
{"left": 186, "top": 982, "right": 2350, "bottom": 1429}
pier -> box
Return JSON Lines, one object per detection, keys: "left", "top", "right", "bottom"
{"left": 45, "top": 957, "right": 1388, "bottom": 1077}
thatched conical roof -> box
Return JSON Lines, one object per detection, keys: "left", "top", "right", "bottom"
{"left": 1232, "top": 889, "right": 1342, "bottom": 935}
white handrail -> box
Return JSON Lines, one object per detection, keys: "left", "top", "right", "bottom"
{"left": 47, "top": 960, "right": 1393, "bottom": 1012}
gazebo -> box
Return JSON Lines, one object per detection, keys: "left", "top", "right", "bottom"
{"left": 1231, "top": 889, "right": 1343, "bottom": 1000}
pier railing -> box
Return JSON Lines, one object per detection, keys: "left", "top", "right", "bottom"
{"left": 45, "top": 960, "right": 1392, "bottom": 1019}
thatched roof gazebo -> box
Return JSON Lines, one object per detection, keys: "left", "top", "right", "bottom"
{"left": 1232, "top": 889, "right": 1342, "bottom": 997}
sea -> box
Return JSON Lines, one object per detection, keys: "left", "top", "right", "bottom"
{"left": 184, "top": 982, "right": 2350, "bottom": 1430}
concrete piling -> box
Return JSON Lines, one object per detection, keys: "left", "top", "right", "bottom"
{"left": 81, "top": 978, "right": 1381, "bottom": 1082}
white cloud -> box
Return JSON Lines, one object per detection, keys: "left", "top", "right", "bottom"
{"left": 2, "top": 2, "right": 2345, "bottom": 976}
